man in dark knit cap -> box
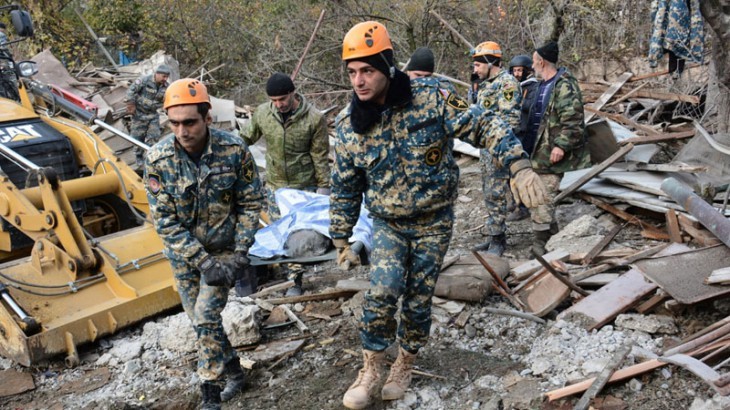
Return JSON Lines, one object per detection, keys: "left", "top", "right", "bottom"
{"left": 404, "top": 47, "right": 435, "bottom": 79}
{"left": 524, "top": 40, "right": 590, "bottom": 255}
{"left": 241, "top": 72, "right": 330, "bottom": 296}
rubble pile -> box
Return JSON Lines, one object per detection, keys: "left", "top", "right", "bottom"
{"left": 1, "top": 49, "right": 730, "bottom": 410}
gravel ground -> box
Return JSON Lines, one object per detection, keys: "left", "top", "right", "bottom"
{"left": 2, "top": 165, "right": 729, "bottom": 410}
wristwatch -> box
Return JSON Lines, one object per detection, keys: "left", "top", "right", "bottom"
{"left": 199, "top": 256, "right": 215, "bottom": 271}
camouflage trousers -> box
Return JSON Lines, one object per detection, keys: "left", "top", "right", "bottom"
{"left": 480, "top": 149, "right": 514, "bottom": 236}
{"left": 170, "top": 257, "right": 237, "bottom": 383}
{"left": 265, "top": 185, "right": 316, "bottom": 282}
{"left": 130, "top": 114, "right": 162, "bottom": 159}
{"left": 360, "top": 212, "right": 452, "bottom": 353}
{"left": 531, "top": 173, "right": 562, "bottom": 231}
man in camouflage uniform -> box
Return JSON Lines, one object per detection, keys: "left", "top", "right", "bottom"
{"left": 332, "top": 21, "right": 548, "bottom": 410}
{"left": 471, "top": 41, "right": 522, "bottom": 256}
{"left": 527, "top": 41, "right": 590, "bottom": 255}
{"left": 241, "top": 72, "right": 330, "bottom": 296}
{"left": 126, "top": 65, "right": 170, "bottom": 168}
{"left": 144, "top": 79, "right": 263, "bottom": 410}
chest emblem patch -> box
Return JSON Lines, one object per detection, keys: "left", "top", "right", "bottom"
{"left": 425, "top": 147, "right": 442, "bottom": 166}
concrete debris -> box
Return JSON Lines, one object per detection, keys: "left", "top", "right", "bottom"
{"left": 221, "top": 300, "right": 261, "bottom": 347}
{"left": 546, "top": 214, "right": 608, "bottom": 254}
{"left": 615, "top": 313, "right": 678, "bottom": 334}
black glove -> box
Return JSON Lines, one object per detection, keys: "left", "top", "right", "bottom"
{"left": 233, "top": 252, "right": 250, "bottom": 271}
{"left": 200, "top": 256, "right": 236, "bottom": 287}
{"left": 233, "top": 252, "right": 257, "bottom": 297}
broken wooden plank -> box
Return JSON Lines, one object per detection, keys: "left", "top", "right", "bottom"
{"left": 618, "top": 129, "right": 696, "bottom": 146}
{"left": 336, "top": 279, "right": 370, "bottom": 292}
{"left": 515, "top": 269, "right": 570, "bottom": 317}
{"left": 635, "top": 290, "right": 670, "bottom": 314}
{"left": 250, "top": 339, "right": 306, "bottom": 364}
{"left": 583, "top": 107, "right": 659, "bottom": 136}
{"left": 249, "top": 280, "right": 294, "bottom": 299}
{"left": 582, "top": 223, "right": 625, "bottom": 265}
{"left": 625, "top": 162, "right": 706, "bottom": 173}
{"left": 706, "top": 267, "right": 730, "bottom": 285}
{"left": 546, "top": 359, "right": 665, "bottom": 401}
{"left": 265, "top": 289, "right": 358, "bottom": 305}
{"left": 633, "top": 89, "right": 700, "bottom": 104}
{"left": 576, "top": 273, "right": 619, "bottom": 287}
{"left": 553, "top": 144, "right": 634, "bottom": 204}
{"left": 578, "top": 193, "right": 668, "bottom": 239}
{"left": 534, "top": 253, "right": 589, "bottom": 297}
{"left": 584, "top": 72, "right": 633, "bottom": 123}
{"left": 677, "top": 213, "right": 722, "bottom": 246}
{"left": 573, "top": 345, "right": 631, "bottom": 410}
{"left": 279, "top": 304, "right": 309, "bottom": 333}
{"left": 571, "top": 243, "right": 670, "bottom": 283}
{"left": 665, "top": 209, "right": 683, "bottom": 243}
{"left": 511, "top": 250, "right": 570, "bottom": 280}
{"left": 559, "top": 268, "right": 657, "bottom": 329}
{"left": 626, "top": 63, "right": 702, "bottom": 82}
{"left": 604, "top": 83, "right": 648, "bottom": 108}
{"left": 567, "top": 248, "right": 635, "bottom": 264}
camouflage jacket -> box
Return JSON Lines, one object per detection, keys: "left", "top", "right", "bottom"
{"left": 476, "top": 69, "right": 521, "bottom": 131}
{"left": 330, "top": 75, "right": 527, "bottom": 240}
{"left": 531, "top": 68, "right": 590, "bottom": 174}
{"left": 648, "top": 0, "right": 704, "bottom": 68}
{"left": 144, "top": 128, "right": 263, "bottom": 268}
{"left": 125, "top": 74, "right": 167, "bottom": 118}
{"left": 242, "top": 94, "right": 330, "bottom": 190}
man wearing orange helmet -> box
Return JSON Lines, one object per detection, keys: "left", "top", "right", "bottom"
{"left": 331, "top": 21, "right": 548, "bottom": 410}
{"left": 144, "top": 79, "right": 263, "bottom": 410}
{"left": 471, "top": 41, "right": 522, "bottom": 256}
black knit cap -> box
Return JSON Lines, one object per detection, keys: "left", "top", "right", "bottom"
{"left": 348, "top": 49, "right": 395, "bottom": 79}
{"left": 266, "top": 72, "right": 295, "bottom": 97}
{"left": 404, "top": 47, "right": 434, "bottom": 73}
{"left": 536, "top": 41, "right": 559, "bottom": 64}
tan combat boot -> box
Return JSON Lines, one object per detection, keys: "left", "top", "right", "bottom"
{"left": 381, "top": 346, "right": 417, "bottom": 400}
{"left": 342, "top": 349, "right": 385, "bottom": 409}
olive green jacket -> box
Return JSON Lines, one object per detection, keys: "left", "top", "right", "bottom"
{"left": 242, "top": 94, "right": 330, "bottom": 190}
{"left": 531, "top": 68, "right": 590, "bottom": 174}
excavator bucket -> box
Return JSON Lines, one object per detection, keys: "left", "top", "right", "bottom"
{"left": 0, "top": 54, "right": 181, "bottom": 366}
{"left": 0, "top": 225, "right": 179, "bottom": 366}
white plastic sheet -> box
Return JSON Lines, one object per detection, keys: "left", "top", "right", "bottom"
{"left": 249, "top": 188, "right": 373, "bottom": 259}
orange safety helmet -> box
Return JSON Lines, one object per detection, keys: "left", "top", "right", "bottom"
{"left": 163, "top": 78, "right": 211, "bottom": 110}
{"left": 472, "top": 41, "right": 503, "bottom": 59}
{"left": 342, "top": 21, "right": 393, "bottom": 61}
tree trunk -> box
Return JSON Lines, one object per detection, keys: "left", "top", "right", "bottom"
{"left": 699, "top": 0, "right": 730, "bottom": 134}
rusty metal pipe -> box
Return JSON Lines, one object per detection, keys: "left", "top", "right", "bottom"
{"left": 20, "top": 172, "right": 120, "bottom": 208}
{"left": 661, "top": 177, "right": 730, "bottom": 248}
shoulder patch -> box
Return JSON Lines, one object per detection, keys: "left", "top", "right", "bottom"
{"left": 147, "top": 173, "right": 162, "bottom": 196}
{"left": 439, "top": 88, "right": 450, "bottom": 99}
{"left": 242, "top": 155, "right": 255, "bottom": 183}
{"left": 446, "top": 93, "right": 468, "bottom": 110}
{"left": 503, "top": 89, "right": 515, "bottom": 102}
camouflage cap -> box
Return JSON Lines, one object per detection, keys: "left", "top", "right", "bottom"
{"left": 156, "top": 64, "right": 172, "bottom": 75}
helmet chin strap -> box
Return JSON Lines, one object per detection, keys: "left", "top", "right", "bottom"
{"left": 379, "top": 52, "right": 396, "bottom": 79}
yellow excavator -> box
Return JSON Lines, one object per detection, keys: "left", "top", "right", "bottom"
{"left": 0, "top": 6, "right": 179, "bottom": 366}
